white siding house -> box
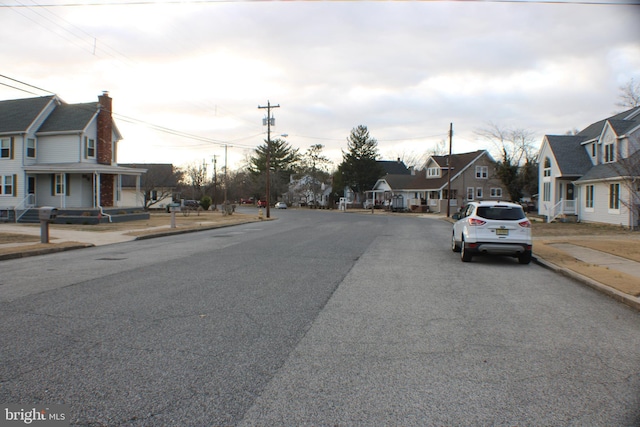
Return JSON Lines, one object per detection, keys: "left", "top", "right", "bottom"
{"left": 0, "top": 93, "right": 146, "bottom": 222}
{"left": 538, "top": 106, "right": 640, "bottom": 227}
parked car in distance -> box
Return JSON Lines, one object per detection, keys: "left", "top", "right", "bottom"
{"left": 451, "top": 201, "right": 532, "bottom": 264}
{"left": 274, "top": 201, "right": 287, "bottom": 209}
{"left": 257, "top": 199, "right": 267, "bottom": 208}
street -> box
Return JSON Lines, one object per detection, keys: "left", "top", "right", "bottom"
{"left": 1, "top": 209, "right": 639, "bottom": 426}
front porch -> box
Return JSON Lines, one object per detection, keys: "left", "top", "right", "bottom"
{"left": 12, "top": 206, "right": 150, "bottom": 225}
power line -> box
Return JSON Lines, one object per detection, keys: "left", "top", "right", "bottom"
{"left": 1, "top": 0, "right": 638, "bottom": 6}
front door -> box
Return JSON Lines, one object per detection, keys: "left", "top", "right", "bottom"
{"left": 27, "top": 175, "right": 36, "bottom": 205}
{"left": 566, "top": 183, "right": 574, "bottom": 200}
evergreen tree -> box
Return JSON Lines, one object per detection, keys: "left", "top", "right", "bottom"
{"left": 335, "top": 125, "right": 385, "bottom": 199}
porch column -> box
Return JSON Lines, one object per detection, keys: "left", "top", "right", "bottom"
{"left": 95, "top": 172, "right": 101, "bottom": 208}
{"left": 135, "top": 175, "right": 142, "bottom": 207}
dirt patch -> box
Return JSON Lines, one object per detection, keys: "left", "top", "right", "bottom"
{"left": 531, "top": 220, "right": 635, "bottom": 237}
{"left": 0, "top": 233, "right": 40, "bottom": 244}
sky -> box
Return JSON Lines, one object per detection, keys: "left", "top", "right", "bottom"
{"left": 1, "top": 0, "right": 639, "bottom": 174}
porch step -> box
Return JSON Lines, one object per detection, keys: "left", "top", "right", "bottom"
{"left": 551, "top": 214, "right": 579, "bottom": 223}
{"left": 16, "top": 209, "right": 40, "bottom": 224}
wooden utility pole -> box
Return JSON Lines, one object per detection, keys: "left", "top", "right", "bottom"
{"left": 258, "top": 101, "right": 280, "bottom": 219}
{"left": 446, "top": 122, "right": 453, "bottom": 217}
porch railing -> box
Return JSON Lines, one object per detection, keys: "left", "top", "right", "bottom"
{"left": 14, "top": 194, "right": 36, "bottom": 223}
{"left": 546, "top": 199, "right": 576, "bottom": 223}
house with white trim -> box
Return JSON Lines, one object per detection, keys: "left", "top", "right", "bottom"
{"left": 538, "top": 106, "right": 640, "bottom": 227}
{"left": 370, "top": 150, "right": 504, "bottom": 213}
{"left": 0, "top": 92, "right": 147, "bottom": 223}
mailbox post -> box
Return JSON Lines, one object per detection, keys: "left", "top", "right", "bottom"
{"left": 39, "top": 207, "right": 58, "bottom": 243}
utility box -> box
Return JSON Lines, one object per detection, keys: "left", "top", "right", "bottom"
{"left": 39, "top": 207, "right": 58, "bottom": 221}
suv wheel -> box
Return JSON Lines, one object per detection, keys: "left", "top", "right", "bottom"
{"left": 451, "top": 233, "right": 461, "bottom": 253}
{"left": 518, "top": 250, "right": 532, "bottom": 265}
{"left": 460, "top": 238, "right": 472, "bottom": 262}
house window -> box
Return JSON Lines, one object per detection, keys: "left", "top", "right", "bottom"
{"left": 543, "top": 157, "right": 551, "bottom": 177}
{"left": 1, "top": 138, "right": 12, "bottom": 159}
{"left": 442, "top": 189, "right": 457, "bottom": 199}
{"left": 1, "top": 175, "right": 13, "bottom": 195}
{"left": 427, "top": 168, "right": 440, "bottom": 178}
{"left": 476, "top": 188, "right": 483, "bottom": 199}
{"left": 490, "top": 188, "right": 502, "bottom": 198}
{"left": 55, "top": 174, "right": 66, "bottom": 195}
{"left": 586, "top": 185, "right": 594, "bottom": 208}
{"left": 467, "top": 187, "right": 474, "bottom": 201}
{"left": 543, "top": 182, "right": 551, "bottom": 202}
{"left": 27, "top": 138, "right": 36, "bottom": 158}
{"left": 609, "top": 183, "right": 620, "bottom": 210}
{"left": 475, "top": 166, "right": 488, "bottom": 179}
{"left": 85, "top": 137, "right": 96, "bottom": 158}
{"left": 591, "top": 143, "right": 596, "bottom": 158}
{"left": 604, "top": 143, "right": 615, "bottom": 163}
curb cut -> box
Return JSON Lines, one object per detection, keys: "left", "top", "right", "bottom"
{"left": 533, "top": 255, "right": 640, "bottom": 311}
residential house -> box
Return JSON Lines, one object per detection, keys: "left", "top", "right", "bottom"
{"left": 370, "top": 150, "right": 504, "bottom": 213}
{"left": 120, "top": 163, "right": 178, "bottom": 210}
{"left": 538, "top": 106, "right": 640, "bottom": 227}
{"left": 0, "top": 92, "right": 147, "bottom": 223}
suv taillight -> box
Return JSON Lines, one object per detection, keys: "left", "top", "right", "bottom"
{"left": 518, "top": 220, "right": 531, "bottom": 228}
{"left": 468, "top": 218, "right": 486, "bottom": 226}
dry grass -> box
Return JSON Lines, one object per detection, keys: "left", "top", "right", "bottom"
{"left": 534, "top": 243, "right": 640, "bottom": 297}
{"left": 0, "top": 233, "right": 40, "bottom": 244}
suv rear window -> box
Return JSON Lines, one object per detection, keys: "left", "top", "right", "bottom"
{"left": 476, "top": 205, "right": 526, "bottom": 220}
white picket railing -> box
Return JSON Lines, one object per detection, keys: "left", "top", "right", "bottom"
{"left": 546, "top": 199, "right": 576, "bottom": 223}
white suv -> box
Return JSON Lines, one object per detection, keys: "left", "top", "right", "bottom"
{"left": 451, "top": 201, "right": 532, "bottom": 264}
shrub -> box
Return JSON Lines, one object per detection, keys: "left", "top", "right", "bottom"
{"left": 200, "top": 196, "right": 212, "bottom": 211}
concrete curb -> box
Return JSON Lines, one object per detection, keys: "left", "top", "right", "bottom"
{"left": 0, "top": 243, "right": 94, "bottom": 261}
{"left": 534, "top": 255, "right": 640, "bottom": 311}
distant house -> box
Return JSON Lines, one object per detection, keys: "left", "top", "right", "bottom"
{"left": 0, "top": 93, "right": 147, "bottom": 223}
{"left": 370, "top": 150, "right": 504, "bottom": 213}
{"left": 120, "top": 163, "right": 178, "bottom": 210}
{"left": 538, "top": 106, "right": 640, "bottom": 227}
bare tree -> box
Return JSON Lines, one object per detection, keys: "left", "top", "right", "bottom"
{"left": 183, "top": 161, "right": 208, "bottom": 200}
{"left": 475, "top": 123, "right": 539, "bottom": 201}
{"left": 612, "top": 132, "right": 640, "bottom": 228}
{"left": 616, "top": 78, "right": 640, "bottom": 109}
{"left": 141, "top": 165, "right": 182, "bottom": 209}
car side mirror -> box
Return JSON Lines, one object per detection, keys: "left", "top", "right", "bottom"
{"left": 451, "top": 213, "right": 461, "bottom": 220}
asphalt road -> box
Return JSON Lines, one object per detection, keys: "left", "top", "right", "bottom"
{"left": 1, "top": 208, "right": 639, "bottom": 426}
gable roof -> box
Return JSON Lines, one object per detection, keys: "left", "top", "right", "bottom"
{"left": 375, "top": 150, "right": 491, "bottom": 192}
{"left": 576, "top": 150, "right": 640, "bottom": 183}
{"left": 576, "top": 106, "right": 640, "bottom": 141}
{"left": 0, "top": 95, "right": 57, "bottom": 134}
{"left": 37, "top": 102, "right": 98, "bottom": 134}
{"left": 377, "top": 159, "right": 410, "bottom": 175}
{"left": 545, "top": 135, "right": 593, "bottom": 177}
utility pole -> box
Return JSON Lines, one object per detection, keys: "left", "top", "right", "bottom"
{"left": 258, "top": 100, "right": 280, "bottom": 219}
{"left": 212, "top": 155, "right": 217, "bottom": 211}
{"left": 446, "top": 122, "right": 453, "bottom": 217}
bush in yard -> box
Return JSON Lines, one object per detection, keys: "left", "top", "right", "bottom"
{"left": 200, "top": 196, "right": 212, "bottom": 211}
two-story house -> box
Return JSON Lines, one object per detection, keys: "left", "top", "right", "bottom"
{"left": 538, "top": 106, "right": 640, "bottom": 227}
{"left": 370, "top": 150, "right": 504, "bottom": 213}
{"left": 0, "top": 92, "right": 147, "bottom": 223}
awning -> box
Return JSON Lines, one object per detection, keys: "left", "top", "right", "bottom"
{"left": 24, "top": 163, "right": 146, "bottom": 175}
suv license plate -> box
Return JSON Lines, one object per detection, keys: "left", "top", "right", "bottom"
{"left": 496, "top": 229, "right": 509, "bottom": 236}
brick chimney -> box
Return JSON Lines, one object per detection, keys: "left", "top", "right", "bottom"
{"left": 97, "top": 91, "right": 115, "bottom": 206}
{"left": 97, "top": 91, "right": 113, "bottom": 165}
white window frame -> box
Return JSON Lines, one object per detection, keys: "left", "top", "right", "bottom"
{"left": 490, "top": 188, "right": 502, "bottom": 198}
{"left": 609, "top": 183, "right": 620, "bottom": 211}
{"left": 26, "top": 138, "right": 36, "bottom": 158}
{"left": 55, "top": 174, "right": 66, "bottom": 195}
{"left": 543, "top": 157, "right": 551, "bottom": 177}
{"left": 476, "top": 187, "right": 483, "bottom": 199}
{"left": 1, "top": 175, "right": 13, "bottom": 195}
{"left": 604, "top": 143, "right": 615, "bottom": 163}
{"left": 585, "top": 185, "right": 594, "bottom": 210}
{"left": 427, "top": 167, "right": 440, "bottom": 178}
{"left": 1, "top": 138, "right": 11, "bottom": 159}
{"left": 475, "top": 166, "right": 488, "bottom": 179}
{"left": 85, "top": 137, "right": 96, "bottom": 158}
{"left": 467, "top": 187, "right": 474, "bottom": 201}
{"left": 543, "top": 182, "right": 551, "bottom": 202}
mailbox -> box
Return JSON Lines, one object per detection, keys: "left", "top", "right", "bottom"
{"left": 39, "top": 207, "right": 58, "bottom": 221}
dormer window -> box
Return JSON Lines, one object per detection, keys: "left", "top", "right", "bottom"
{"left": 604, "top": 143, "right": 615, "bottom": 163}
{"left": 427, "top": 167, "right": 440, "bottom": 178}
{"left": 591, "top": 143, "right": 596, "bottom": 158}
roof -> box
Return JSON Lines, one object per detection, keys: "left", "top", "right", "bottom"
{"left": 24, "top": 162, "right": 146, "bottom": 175}
{"left": 576, "top": 106, "right": 640, "bottom": 141}
{"left": 375, "top": 150, "right": 490, "bottom": 191}
{"left": 37, "top": 102, "right": 97, "bottom": 134}
{"left": 545, "top": 135, "right": 593, "bottom": 177}
{"left": 0, "top": 95, "right": 57, "bottom": 134}
{"left": 377, "top": 160, "right": 410, "bottom": 175}
{"left": 576, "top": 151, "right": 640, "bottom": 183}
{"left": 119, "top": 163, "right": 174, "bottom": 188}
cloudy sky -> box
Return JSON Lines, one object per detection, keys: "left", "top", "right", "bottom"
{"left": 1, "top": 0, "right": 639, "bottom": 172}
